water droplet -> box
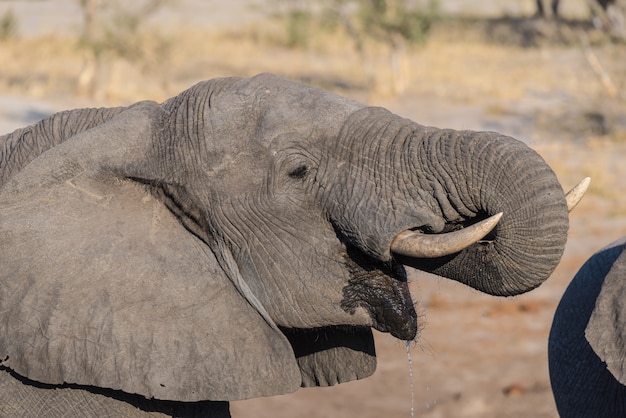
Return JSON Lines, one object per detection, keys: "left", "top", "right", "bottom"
{"left": 406, "top": 340, "right": 415, "bottom": 418}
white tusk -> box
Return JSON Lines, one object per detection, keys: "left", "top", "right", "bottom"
{"left": 565, "top": 177, "right": 590, "bottom": 212}
{"left": 390, "top": 212, "right": 503, "bottom": 259}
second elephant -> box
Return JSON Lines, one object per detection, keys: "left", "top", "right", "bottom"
{"left": 549, "top": 237, "right": 626, "bottom": 417}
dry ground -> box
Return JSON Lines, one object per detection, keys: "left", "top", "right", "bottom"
{"left": 1, "top": 3, "right": 625, "bottom": 417}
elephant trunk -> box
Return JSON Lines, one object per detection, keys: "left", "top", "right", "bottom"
{"left": 410, "top": 128, "right": 569, "bottom": 296}
{"left": 325, "top": 107, "right": 568, "bottom": 296}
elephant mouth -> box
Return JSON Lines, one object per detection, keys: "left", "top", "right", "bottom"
{"left": 337, "top": 213, "right": 506, "bottom": 340}
{"left": 340, "top": 245, "right": 418, "bottom": 341}
{"left": 335, "top": 215, "right": 504, "bottom": 341}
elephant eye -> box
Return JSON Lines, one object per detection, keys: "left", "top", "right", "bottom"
{"left": 288, "top": 165, "right": 309, "bottom": 179}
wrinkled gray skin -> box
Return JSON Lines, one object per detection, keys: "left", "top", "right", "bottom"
{"left": 549, "top": 237, "right": 626, "bottom": 418}
{"left": 0, "top": 74, "right": 569, "bottom": 417}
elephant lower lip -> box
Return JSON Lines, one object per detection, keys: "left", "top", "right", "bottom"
{"left": 340, "top": 246, "right": 418, "bottom": 341}
{"left": 377, "top": 318, "right": 418, "bottom": 340}
{"left": 371, "top": 281, "right": 418, "bottom": 341}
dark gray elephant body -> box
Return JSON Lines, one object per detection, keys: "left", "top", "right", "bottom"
{"left": 0, "top": 74, "right": 570, "bottom": 417}
{"left": 549, "top": 237, "right": 626, "bottom": 417}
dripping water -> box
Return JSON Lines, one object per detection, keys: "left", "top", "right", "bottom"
{"left": 405, "top": 340, "right": 415, "bottom": 418}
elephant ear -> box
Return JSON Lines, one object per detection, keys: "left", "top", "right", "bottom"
{"left": 0, "top": 103, "right": 301, "bottom": 401}
{"left": 585, "top": 237, "right": 626, "bottom": 385}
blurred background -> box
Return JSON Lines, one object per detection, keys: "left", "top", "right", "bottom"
{"left": 0, "top": 1, "right": 624, "bottom": 416}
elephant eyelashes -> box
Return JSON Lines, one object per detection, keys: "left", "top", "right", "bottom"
{"left": 288, "top": 165, "right": 309, "bottom": 179}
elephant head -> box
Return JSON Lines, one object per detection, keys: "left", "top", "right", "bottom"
{"left": 0, "top": 74, "right": 581, "bottom": 411}
{"left": 549, "top": 237, "right": 626, "bottom": 417}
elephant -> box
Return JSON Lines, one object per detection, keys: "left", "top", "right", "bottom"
{"left": 0, "top": 73, "right": 586, "bottom": 417}
{"left": 549, "top": 236, "right": 626, "bottom": 417}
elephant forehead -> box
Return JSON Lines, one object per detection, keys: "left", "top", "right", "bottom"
{"left": 215, "top": 74, "right": 365, "bottom": 147}
{"left": 241, "top": 73, "right": 364, "bottom": 116}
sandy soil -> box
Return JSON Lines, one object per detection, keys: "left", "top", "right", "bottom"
{"left": 1, "top": 1, "right": 625, "bottom": 417}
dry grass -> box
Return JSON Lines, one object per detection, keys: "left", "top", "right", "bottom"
{"left": 0, "top": 15, "right": 623, "bottom": 105}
